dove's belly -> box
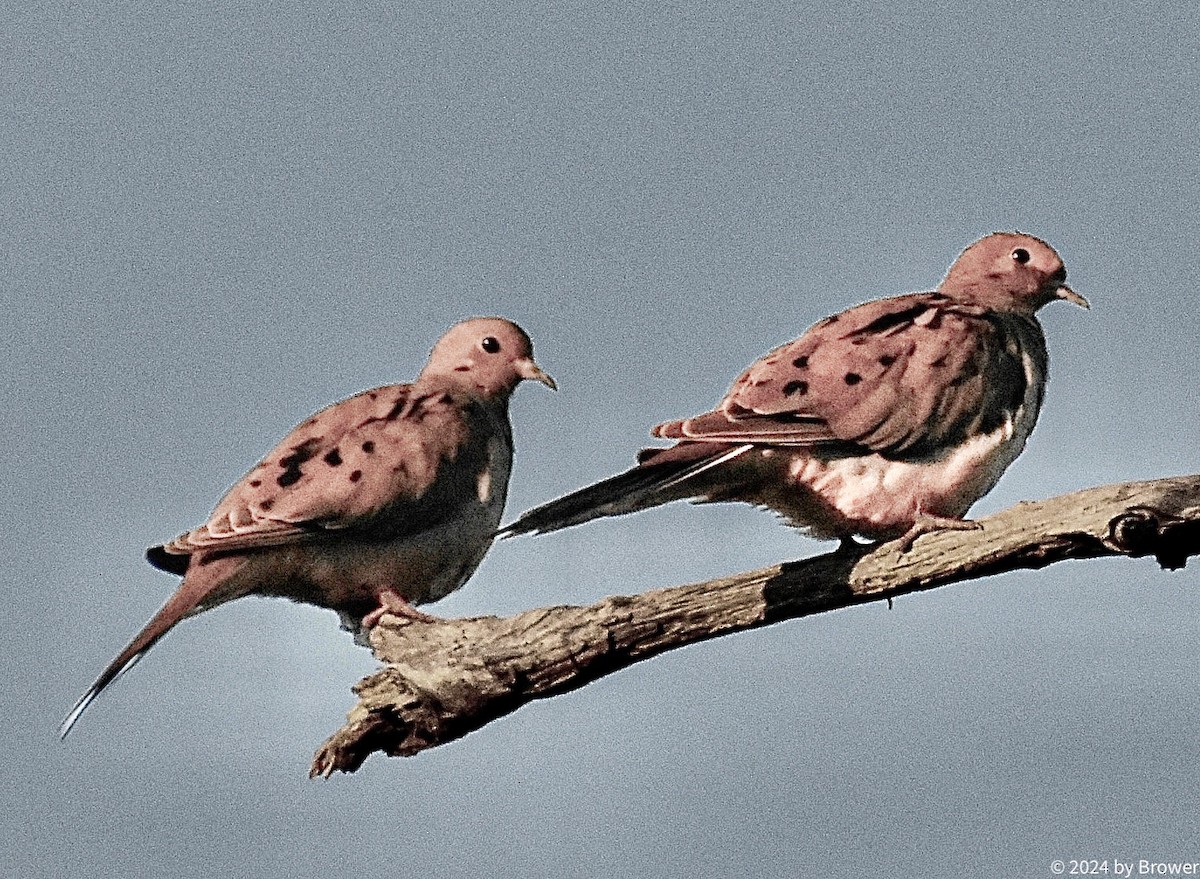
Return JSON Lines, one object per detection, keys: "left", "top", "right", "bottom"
{"left": 311, "top": 515, "right": 497, "bottom": 604}
{"left": 758, "top": 380, "right": 1041, "bottom": 541}
{"left": 782, "top": 424, "right": 1024, "bottom": 539}
{"left": 756, "top": 341, "right": 1045, "bottom": 540}
{"left": 219, "top": 511, "right": 495, "bottom": 616}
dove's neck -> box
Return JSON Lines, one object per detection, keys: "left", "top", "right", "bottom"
{"left": 938, "top": 281, "right": 1046, "bottom": 316}
{"left": 418, "top": 371, "right": 518, "bottom": 401}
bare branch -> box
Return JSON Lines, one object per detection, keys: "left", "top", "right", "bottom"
{"left": 311, "top": 474, "right": 1200, "bottom": 777}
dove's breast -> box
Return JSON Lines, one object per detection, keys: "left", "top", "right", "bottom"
{"left": 359, "top": 427, "right": 514, "bottom": 606}
{"left": 417, "top": 432, "right": 513, "bottom": 603}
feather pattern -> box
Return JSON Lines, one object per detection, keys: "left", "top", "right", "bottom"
{"left": 654, "top": 293, "right": 1047, "bottom": 461}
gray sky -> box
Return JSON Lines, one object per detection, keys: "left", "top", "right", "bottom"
{"left": 5, "top": 2, "right": 1200, "bottom": 876}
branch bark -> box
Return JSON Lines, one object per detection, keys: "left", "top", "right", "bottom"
{"left": 310, "top": 474, "right": 1200, "bottom": 777}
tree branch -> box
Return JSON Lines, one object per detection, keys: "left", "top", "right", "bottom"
{"left": 310, "top": 474, "right": 1200, "bottom": 777}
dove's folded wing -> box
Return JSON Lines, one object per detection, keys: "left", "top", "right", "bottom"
{"left": 653, "top": 293, "right": 1039, "bottom": 458}
{"left": 149, "top": 385, "right": 475, "bottom": 566}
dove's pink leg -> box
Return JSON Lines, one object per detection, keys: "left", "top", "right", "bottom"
{"left": 896, "top": 514, "right": 983, "bottom": 553}
{"left": 361, "top": 589, "right": 441, "bottom": 628}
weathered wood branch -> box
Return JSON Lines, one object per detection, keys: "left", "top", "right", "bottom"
{"left": 310, "top": 474, "right": 1200, "bottom": 777}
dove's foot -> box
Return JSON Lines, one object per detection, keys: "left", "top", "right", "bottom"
{"left": 362, "top": 589, "right": 441, "bottom": 628}
{"left": 896, "top": 514, "right": 982, "bottom": 553}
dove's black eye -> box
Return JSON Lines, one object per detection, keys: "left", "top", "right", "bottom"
{"left": 1011, "top": 248, "right": 1031, "bottom": 264}
{"left": 481, "top": 337, "right": 501, "bottom": 354}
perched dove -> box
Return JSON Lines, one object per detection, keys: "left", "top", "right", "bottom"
{"left": 504, "top": 232, "right": 1086, "bottom": 550}
{"left": 61, "top": 317, "right": 555, "bottom": 738}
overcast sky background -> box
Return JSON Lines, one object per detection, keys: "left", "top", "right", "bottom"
{"left": 5, "top": 2, "right": 1200, "bottom": 876}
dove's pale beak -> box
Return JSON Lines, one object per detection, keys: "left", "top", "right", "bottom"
{"left": 517, "top": 359, "right": 557, "bottom": 390}
{"left": 1057, "top": 284, "right": 1090, "bottom": 309}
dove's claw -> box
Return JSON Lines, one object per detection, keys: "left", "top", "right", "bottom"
{"left": 362, "top": 589, "right": 441, "bottom": 628}
{"left": 896, "top": 514, "right": 982, "bottom": 553}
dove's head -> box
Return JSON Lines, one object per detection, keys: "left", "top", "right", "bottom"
{"left": 939, "top": 232, "right": 1089, "bottom": 315}
{"left": 421, "top": 317, "right": 556, "bottom": 397}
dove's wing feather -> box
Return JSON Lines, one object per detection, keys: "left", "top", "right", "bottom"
{"left": 151, "top": 384, "right": 477, "bottom": 563}
{"left": 653, "top": 293, "right": 1043, "bottom": 458}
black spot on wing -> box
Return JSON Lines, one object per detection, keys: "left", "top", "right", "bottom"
{"left": 380, "top": 391, "right": 442, "bottom": 424}
{"left": 323, "top": 449, "right": 343, "bottom": 467}
{"left": 380, "top": 387, "right": 415, "bottom": 423}
{"left": 278, "top": 438, "right": 322, "bottom": 488}
{"left": 853, "top": 299, "right": 942, "bottom": 335}
{"left": 278, "top": 468, "right": 302, "bottom": 487}
{"left": 384, "top": 398, "right": 408, "bottom": 421}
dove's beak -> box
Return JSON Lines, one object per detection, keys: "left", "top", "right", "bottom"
{"left": 517, "top": 359, "right": 557, "bottom": 390}
{"left": 1057, "top": 284, "right": 1090, "bottom": 309}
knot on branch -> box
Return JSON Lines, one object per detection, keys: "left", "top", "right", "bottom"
{"left": 1107, "top": 505, "right": 1199, "bottom": 570}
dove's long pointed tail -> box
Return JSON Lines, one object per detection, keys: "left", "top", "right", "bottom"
{"left": 501, "top": 442, "right": 754, "bottom": 537}
{"left": 59, "top": 572, "right": 211, "bottom": 739}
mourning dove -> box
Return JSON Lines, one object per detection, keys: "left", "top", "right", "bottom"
{"left": 60, "top": 317, "right": 555, "bottom": 738}
{"left": 504, "top": 232, "right": 1086, "bottom": 550}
